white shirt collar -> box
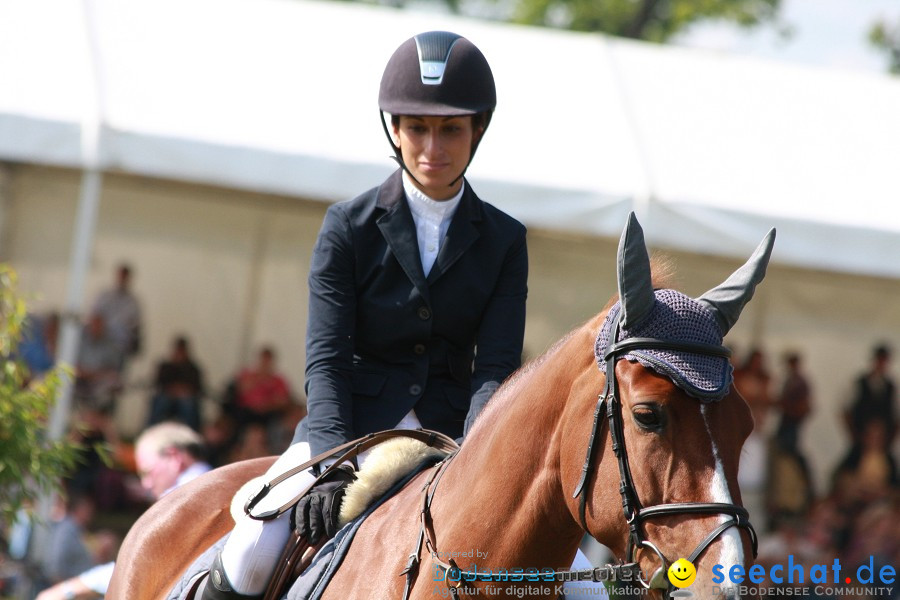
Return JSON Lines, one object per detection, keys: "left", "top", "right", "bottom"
{"left": 402, "top": 172, "right": 464, "bottom": 222}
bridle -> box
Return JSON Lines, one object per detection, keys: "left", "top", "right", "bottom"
{"left": 572, "top": 318, "right": 759, "bottom": 589}
{"left": 412, "top": 320, "right": 759, "bottom": 599}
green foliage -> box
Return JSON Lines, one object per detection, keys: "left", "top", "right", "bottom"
{"left": 503, "top": 0, "right": 782, "bottom": 41}
{"left": 356, "top": 0, "right": 783, "bottom": 42}
{"left": 0, "top": 265, "right": 81, "bottom": 527}
{"left": 869, "top": 17, "right": 900, "bottom": 75}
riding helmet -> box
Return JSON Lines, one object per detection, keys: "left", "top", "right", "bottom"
{"left": 379, "top": 31, "right": 496, "bottom": 117}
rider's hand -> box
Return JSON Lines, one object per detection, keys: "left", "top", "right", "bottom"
{"left": 293, "top": 465, "right": 356, "bottom": 544}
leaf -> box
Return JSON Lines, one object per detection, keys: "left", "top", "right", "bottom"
{"left": 0, "top": 264, "right": 84, "bottom": 525}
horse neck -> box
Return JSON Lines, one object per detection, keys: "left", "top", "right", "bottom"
{"left": 430, "top": 317, "right": 604, "bottom": 568}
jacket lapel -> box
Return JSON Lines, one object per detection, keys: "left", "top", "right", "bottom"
{"left": 427, "top": 183, "right": 482, "bottom": 284}
{"left": 376, "top": 171, "right": 430, "bottom": 301}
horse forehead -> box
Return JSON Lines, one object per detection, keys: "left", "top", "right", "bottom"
{"left": 617, "top": 362, "right": 743, "bottom": 437}
{"left": 615, "top": 361, "right": 698, "bottom": 407}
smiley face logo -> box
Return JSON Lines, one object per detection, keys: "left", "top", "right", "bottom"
{"left": 667, "top": 558, "right": 697, "bottom": 588}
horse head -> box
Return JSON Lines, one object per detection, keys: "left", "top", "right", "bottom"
{"left": 563, "top": 213, "right": 774, "bottom": 598}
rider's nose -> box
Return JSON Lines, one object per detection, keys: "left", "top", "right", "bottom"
{"left": 423, "top": 130, "right": 441, "bottom": 155}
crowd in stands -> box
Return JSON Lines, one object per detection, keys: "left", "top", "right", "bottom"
{"left": 2, "top": 264, "right": 306, "bottom": 599}
{"left": 2, "top": 262, "right": 897, "bottom": 599}
{"left": 733, "top": 344, "right": 899, "bottom": 598}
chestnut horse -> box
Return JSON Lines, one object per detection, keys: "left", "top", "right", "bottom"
{"left": 110, "top": 214, "right": 772, "bottom": 599}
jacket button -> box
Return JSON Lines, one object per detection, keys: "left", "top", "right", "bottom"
{"left": 413, "top": 344, "right": 426, "bottom": 355}
{"left": 417, "top": 307, "right": 431, "bottom": 320}
{"left": 409, "top": 384, "right": 422, "bottom": 395}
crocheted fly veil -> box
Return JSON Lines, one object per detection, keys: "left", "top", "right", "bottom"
{"left": 597, "top": 213, "right": 776, "bottom": 402}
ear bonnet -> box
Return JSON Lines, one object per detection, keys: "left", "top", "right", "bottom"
{"left": 596, "top": 213, "right": 776, "bottom": 401}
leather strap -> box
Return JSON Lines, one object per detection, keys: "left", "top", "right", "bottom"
{"left": 415, "top": 454, "right": 646, "bottom": 590}
{"left": 244, "top": 429, "right": 459, "bottom": 521}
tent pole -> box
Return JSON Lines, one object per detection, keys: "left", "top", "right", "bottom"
{"left": 30, "top": 1, "right": 105, "bottom": 588}
{"left": 48, "top": 0, "right": 106, "bottom": 441}
{"left": 0, "top": 163, "right": 12, "bottom": 259}
{"left": 49, "top": 169, "right": 103, "bottom": 439}
{"left": 237, "top": 214, "right": 270, "bottom": 368}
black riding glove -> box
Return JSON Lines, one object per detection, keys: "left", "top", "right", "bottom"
{"left": 293, "top": 465, "right": 356, "bottom": 545}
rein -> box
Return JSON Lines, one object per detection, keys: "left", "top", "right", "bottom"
{"left": 402, "top": 454, "right": 644, "bottom": 600}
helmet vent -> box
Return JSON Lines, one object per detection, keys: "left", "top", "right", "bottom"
{"left": 414, "top": 31, "right": 461, "bottom": 85}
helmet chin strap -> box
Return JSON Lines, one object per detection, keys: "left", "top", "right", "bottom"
{"left": 380, "top": 109, "right": 420, "bottom": 187}
{"left": 378, "top": 109, "right": 491, "bottom": 190}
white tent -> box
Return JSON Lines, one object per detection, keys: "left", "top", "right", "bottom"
{"left": 3, "top": 0, "right": 900, "bottom": 277}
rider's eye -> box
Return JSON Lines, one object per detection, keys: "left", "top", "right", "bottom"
{"left": 632, "top": 405, "right": 665, "bottom": 431}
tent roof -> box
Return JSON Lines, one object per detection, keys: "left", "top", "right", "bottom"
{"left": 3, "top": 0, "right": 900, "bottom": 277}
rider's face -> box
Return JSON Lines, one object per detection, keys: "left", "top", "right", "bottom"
{"left": 392, "top": 115, "right": 481, "bottom": 200}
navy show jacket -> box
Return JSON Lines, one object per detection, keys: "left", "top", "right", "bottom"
{"left": 301, "top": 170, "right": 528, "bottom": 456}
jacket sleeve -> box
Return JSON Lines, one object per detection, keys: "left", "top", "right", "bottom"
{"left": 464, "top": 225, "right": 528, "bottom": 436}
{"left": 304, "top": 205, "right": 358, "bottom": 456}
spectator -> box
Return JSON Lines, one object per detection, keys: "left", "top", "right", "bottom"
{"left": 774, "top": 352, "right": 813, "bottom": 455}
{"left": 74, "top": 314, "right": 122, "bottom": 411}
{"left": 844, "top": 343, "right": 896, "bottom": 449}
{"left": 201, "top": 414, "right": 239, "bottom": 468}
{"left": 767, "top": 352, "right": 815, "bottom": 525}
{"left": 226, "top": 346, "right": 292, "bottom": 451}
{"left": 147, "top": 336, "right": 205, "bottom": 432}
{"left": 734, "top": 347, "right": 772, "bottom": 528}
{"left": 832, "top": 420, "right": 898, "bottom": 505}
{"left": 91, "top": 263, "right": 142, "bottom": 371}
{"left": 37, "top": 493, "right": 97, "bottom": 588}
{"left": 842, "top": 498, "right": 900, "bottom": 578}
{"left": 35, "top": 422, "right": 211, "bottom": 600}
{"left": 228, "top": 423, "right": 271, "bottom": 462}
{"left": 235, "top": 347, "right": 291, "bottom": 422}
{"left": 734, "top": 347, "right": 774, "bottom": 433}
{"left": 66, "top": 406, "right": 127, "bottom": 511}
{"left": 19, "top": 311, "right": 59, "bottom": 377}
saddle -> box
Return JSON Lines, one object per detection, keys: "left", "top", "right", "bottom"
{"left": 185, "top": 429, "right": 458, "bottom": 600}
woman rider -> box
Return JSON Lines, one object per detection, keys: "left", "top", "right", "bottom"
{"left": 198, "top": 31, "right": 528, "bottom": 599}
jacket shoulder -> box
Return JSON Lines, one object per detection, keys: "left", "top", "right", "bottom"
{"left": 476, "top": 197, "right": 527, "bottom": 239}
{"left": 328, "top": 185, "right": 381, "bottom": 220}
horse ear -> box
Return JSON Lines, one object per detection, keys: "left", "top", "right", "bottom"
{"left": 696, "top": 228, "right": 776, "bottom": 335}
{"left": 617, "top": 212, "right": 655, "bottom": 328}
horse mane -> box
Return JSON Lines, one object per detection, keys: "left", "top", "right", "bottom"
{"left": 470, "top": 255, "right": 679, "bottom": 434}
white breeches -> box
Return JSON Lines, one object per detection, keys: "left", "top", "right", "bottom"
{"left": 222, "top": 411, "right": 425, "bottom": 595}
{"left": 221, "top": 441, "right": 315, "bottom": 595}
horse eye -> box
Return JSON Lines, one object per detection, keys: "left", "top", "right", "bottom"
{"left": 632, "top": 405, "right": 664, "bottom": 431}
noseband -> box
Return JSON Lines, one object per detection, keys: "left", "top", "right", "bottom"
{"left": 572, "top": 322, "right": 759, "bottom": 589}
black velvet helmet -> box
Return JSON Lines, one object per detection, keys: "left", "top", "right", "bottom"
{"left": 378, "top": 31, "right": 496, "bottom": 185}
{"left": 378, "top": 31, "right": 496, "bottom": 117}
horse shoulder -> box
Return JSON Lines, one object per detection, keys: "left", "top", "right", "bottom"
{"left": 109, "top": 457, "right": 276, "bottom": 600}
